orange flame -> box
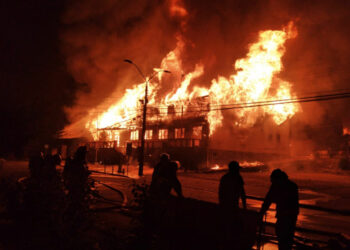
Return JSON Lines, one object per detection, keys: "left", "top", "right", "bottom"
{"left": 86, "top": 22, "right": 299, "bottom": 140}
{"left": 205, "top": 23, "right": 299, "bottom": 134}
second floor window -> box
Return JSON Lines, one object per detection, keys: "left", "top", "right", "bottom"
{"left": 130, "top": 130, "right": 139, "bottom": 140}
{"left": 158, "top": 129, "right": 168, "bottom": 139}
{"left": 175, "top": 128, "right": 185, "bottom": 139}
{"left": 192, "top": 126, "right": 202, "bottom": 139}
{"left": 145, "top": 130, "right": 153, "bottom": 140}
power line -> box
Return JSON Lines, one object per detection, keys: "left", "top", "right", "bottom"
{"left": 96, "top": 91, "right": 350, "bottom": 129}
{"left": 146, "top": 91, "right": 350, "bottom": 115}
{"left": 149, "top": 89, "right": 350, "bottom": 110}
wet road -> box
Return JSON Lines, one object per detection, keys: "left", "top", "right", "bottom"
{"left": 3, "top": 161, "right": 347, "bottom": 248}
{"left": 92, "top": 167, "right": 350, "bottom": 243}
{"left": 177, "top": 173, "right": 350, "bottom": 238}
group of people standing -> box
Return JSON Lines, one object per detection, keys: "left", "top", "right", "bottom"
{"left": 150, "top": 154, "right": 299, "bottom": 250}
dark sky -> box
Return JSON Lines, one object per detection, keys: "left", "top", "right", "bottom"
{"left": 0, "top": 0, "right": 81, "bottom": 156}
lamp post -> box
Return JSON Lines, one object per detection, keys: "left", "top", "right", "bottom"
{"left": 124, "top": 59, "right": 171, "bottom": 176}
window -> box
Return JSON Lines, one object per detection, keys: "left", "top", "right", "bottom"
{"left": 175, "top": 128, "right": 185, "bottom": 139}
{"left": 130, "top": 130, "right": 139, "bottom": 140}
{"left": 158, "top": 129, "right": 168, "bottom": 139}
{"left": 113, "top": 132, "right": 120, "bottom": 147}
{"left": 192, "top": 126, "right": 202, "bottom": 139}
{"left": 145, "top": 130, "right": 153, "bottom": 140}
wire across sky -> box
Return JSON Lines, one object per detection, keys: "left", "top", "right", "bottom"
{"left": 99, "top": 90, "right": 350, "bottom": 130}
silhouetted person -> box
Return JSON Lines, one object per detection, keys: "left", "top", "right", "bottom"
{"left": 63, "top": 146, "right": 92, "bottom": 220}
{"left": 219, "top": 161, "right": 246, "bottom": 249}
{"left": 150, "top": 153, "right": 183, "bottom": 198}
{"left": 145, "top": 154, "right": 183, "bottom": 249}
{"left": 24, "top": 152, "right": 65, "bottom": 249}
{"left": 259, "top": 169, "right": 299, "bottom": 250}
{"left": 219, "top": 161, "right": 247, "bottom": 211}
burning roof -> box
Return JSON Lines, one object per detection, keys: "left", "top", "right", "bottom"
{"left": 80, "top": 21, "right": 299, "bottom": 141}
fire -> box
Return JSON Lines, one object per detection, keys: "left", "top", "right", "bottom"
{"left": 164, "top": 64, "right": 204, "bottom": 104}
{"left": 239, "top": 161, "right": 264, "bottom": 167}
{"left": 206, "top": 23, "right": 299, "bottom": 133}
{"left": 85, "top": 22, "right": 299, "bottom": 140}
{"left": 211, "top": 164, "right": 220, "bottom": 170}
{"left": 86, "top": 80, "right": 157, "bottom": 140}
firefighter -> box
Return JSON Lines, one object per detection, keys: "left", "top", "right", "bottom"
{"left": 218, "top": 161, "right": 247, "bottom": 249}
{"left": 259, "top": 169, "right": 299, "bottom": 250}
{"left": 150, "top": 153, "right": 183, "bottom": 198}
{"left": 218, "top": 161, "right": 247, "bottom": 211}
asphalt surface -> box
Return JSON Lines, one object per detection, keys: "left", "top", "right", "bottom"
{"left": 1, "top": 160, "right": 349, "bottom": 248}
{"left": 90, "top": 163, "right": 350, "bottom": 245}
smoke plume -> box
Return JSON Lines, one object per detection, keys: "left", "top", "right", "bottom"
{"left": 61, "top": 0, "right": 350, "bottom": 137}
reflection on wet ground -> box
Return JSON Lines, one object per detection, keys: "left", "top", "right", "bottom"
{"left": 248, "top": 191, "right": 350, "bottom": 245}
{"left": 89, "top": 164, "right": 350, "bottom": 245}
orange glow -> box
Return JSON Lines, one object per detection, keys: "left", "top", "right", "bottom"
{"left": 206, "top": 22, "right": 299, "bottom": 134}
{"left": 344, "top": 127, "right": 350, "bottom": 135}
{"left": 86, "top": 22, "right": 299, "bottom": 140}
{"left": 168, "top": 0, "right": 188, "bottom": 17}
{"left": 211, "top": 164, "right": 220, "bottom": 170}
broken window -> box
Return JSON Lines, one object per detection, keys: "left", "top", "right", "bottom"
{"left": 113, "top": 132, "right": 120, "bottom": 146}
{"left": 192, "top": 126, "right": 202, "bottom": 139}
{"left": 145, "top": 130, "right": 153, "bottom": 140}
{"left": 158, "top": 129, "right": 168, "bottom": 139}
{"left": 130, "top": 130, "right": 139, "bottom": 140}
{"left": 175, "top": 128, "right": 185, "bottom": 139}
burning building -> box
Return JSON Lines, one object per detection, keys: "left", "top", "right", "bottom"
{"left": 60, "top": 1, "right": 350, "bottom": 170}
{"left": 62, "top": 20, "right": 306, "bottom": 168}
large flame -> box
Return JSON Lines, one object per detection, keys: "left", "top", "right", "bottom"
{"left": 86, "top": 22, "right": 299, "bottom": 140}
{"left": 207, "top": 22, "right": 299, "bottom": 133}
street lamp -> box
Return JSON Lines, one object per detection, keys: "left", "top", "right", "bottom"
{"left": 124, "top": 59, "right": 171, "bottom": 176}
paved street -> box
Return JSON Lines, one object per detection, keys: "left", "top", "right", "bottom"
{"left": 1, "top": 160, "right": 349, "bottom": 247}
{"left": 90, "top": 163, "right": 350, "bottom": 244}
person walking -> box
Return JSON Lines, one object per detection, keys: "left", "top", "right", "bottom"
{"left": 259, "top": 169, "right": 299, "bottom": 250}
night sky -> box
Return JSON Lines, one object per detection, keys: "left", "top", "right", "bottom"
{"left": 0, "top": 1, "right": 81, "bottom": 157}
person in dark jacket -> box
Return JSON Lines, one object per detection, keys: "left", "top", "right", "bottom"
{"left": 219, "top": 161, "right": 247, "bottom": 211}
{"left": 259, "top": 169, "right": 299, "bottom": 250}
{"left": 63, "top": 146, "right": 93, "bottom": 217}
{"left": 218, "top": 161, "right": 247, "bottom": 249}
{"left": 150, "top": 153, "right": 183, "bottom": 198}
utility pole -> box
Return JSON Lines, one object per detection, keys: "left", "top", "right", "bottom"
{"left": 124, "top": 59, "right": 171, "bottom": 176}
{"left": 139, "top": 80, "right": 148, "bottom": 176}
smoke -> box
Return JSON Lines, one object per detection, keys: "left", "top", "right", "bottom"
{"left": 61, "top": 0, "right": 182, "bottom": 136}
{"left": 61, "top": 0, "right": 350, "bottom": 137}
{"left": 273, "top": 0, "right": 350, "bottom": 125}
